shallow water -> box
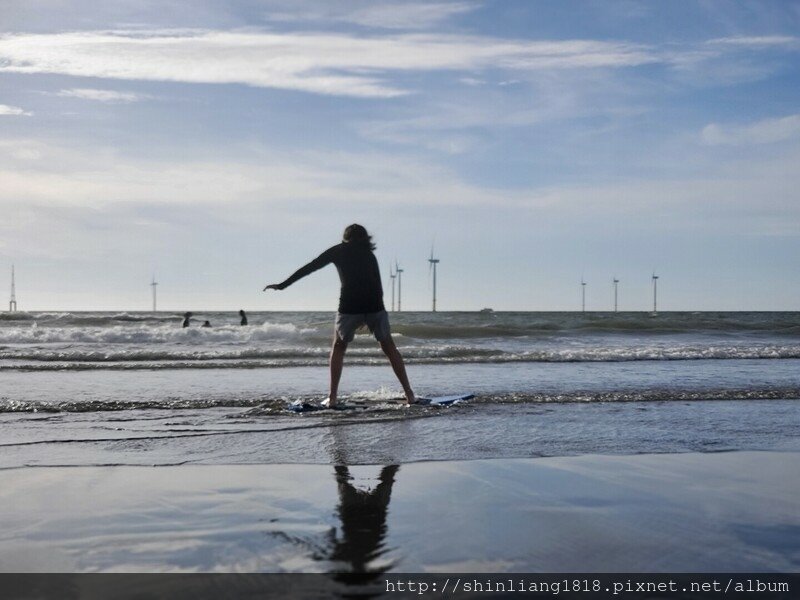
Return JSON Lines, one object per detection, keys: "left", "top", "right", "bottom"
{"left": 1, "top": 311, "right": 798, "bottom": 468}
{"left": 2, "top": 392, "right": 799, "bottom": 468}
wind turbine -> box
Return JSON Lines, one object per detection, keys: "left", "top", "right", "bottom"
{"left": 613, "top": 277, "right": 619, "bottom": 312}
{"left": 389, "top": 263, "right": 397, "bottom": 312}
{"left": 395, "top": 261, "right": 404, "bottom": 312}
{"left": 651, "top": 272, "right": 659, "bottom": 315}
{"left": 428, "top": 245, "right": 440, "bottom": 312}
{"left": 9, "top": 265, "right": 17, "bottom": 312}
{"left": 581, "top": 277, "right": 586, "bottom": 313}
{"left": 150, "top": 275, "right": 158, "bottom": 312}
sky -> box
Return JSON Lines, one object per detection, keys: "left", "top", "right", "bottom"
{"left": 1, "top": 0, "right": 799, "bottom": 311}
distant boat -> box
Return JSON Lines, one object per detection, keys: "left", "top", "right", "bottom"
{"left": 479, "top": 308, "right": 494, "bottom": 314}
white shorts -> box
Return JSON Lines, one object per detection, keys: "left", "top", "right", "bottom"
{"left": 335, "top": 310, "right": 391, "bottom": 343}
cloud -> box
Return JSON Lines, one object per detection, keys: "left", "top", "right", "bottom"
{"left": 355, "top": 68, "right": 639, "bottom": 152}
{"left": 0, "top": 30, "right": 657, "bottom": 98}
{"left": 2, "top": 133, "right": 798, "bottom": 281}
{"left": 0, "top": 139, "right": 47, "bottom": 161}
{"left": 459, "top": 77, "right": 487, "bottom": 85}
{"left": 0, "top": 137, "right": 463, "bottom": 209}
{"left": 357, "top": 119, "right": 481, "bottom": 153}
{"left": 702, "top": 113, "right": 800, "bottom": 146}
{"left": 706, "top": 36, "right": 800, "bottom": 49}
{"left": 11, "top": 148, "right": 41, "bottom": 160}
{"left": 266, "top": 1, "right": 479, "bottom": 30}
{"left": 458, "top": 76, "right": 519, "bottom": 87}
{"left": 513, "top": 149, "right": 800, "bottom": 237}
{"left": 57, "top": 88, "right": 150, "bottom": 102}
{"left": 3, "top": 135, "right": 798, "bottom": 227}
{"left": 0, "top": 104, "right": 32, "bottom": 116}
{"left": 664, "top": 35, "right": 800, "bottom": 86}
{"left": 345, "top": 1, "right": 477, "bottom": 29}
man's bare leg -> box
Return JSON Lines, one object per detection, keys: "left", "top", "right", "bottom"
{"left": 328, "top": 335, "right": 348, "bottom": 406}
{"left": 379, "top": 335, "right": 416, "bottom": 404}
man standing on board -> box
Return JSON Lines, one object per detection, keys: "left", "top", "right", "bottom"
{"left": 264, "top": 224, "right": 416, "bottom": 407}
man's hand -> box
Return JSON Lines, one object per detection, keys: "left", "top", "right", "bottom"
{"left": 263, "top": 283, "right": 284, "bottom": 291}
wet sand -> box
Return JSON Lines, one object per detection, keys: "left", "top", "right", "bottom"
{"left": 0, "top": 451, "right": 797, "bottom": 573}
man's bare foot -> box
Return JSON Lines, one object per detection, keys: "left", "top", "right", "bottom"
{"left": 404, "top": 392, "right": 417, "bottom": 406}
{"left": 322, "top": 396, "right": 337, "bottom": 408}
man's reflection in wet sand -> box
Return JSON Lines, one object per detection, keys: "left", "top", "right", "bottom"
{"left": 329, "top": 464, "right": 399, "bottom": 577}
{"left": 271, "top": 463, "right": 399, "bottom": 578}
{"left": 272, "top": 419, "right": 407, "bottom": 578}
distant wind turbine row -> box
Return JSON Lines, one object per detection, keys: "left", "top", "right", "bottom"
{"left": 580, "top": 274, "right": 661, "bottom": 314}
{"left": 387, "top": 245, "right": 440, "bottom": 313}
{"left": 141, "top": 258, "right": 666, "bottom": 314}
{"left": 10, "top": 262, "right": 667, "bottom": 314}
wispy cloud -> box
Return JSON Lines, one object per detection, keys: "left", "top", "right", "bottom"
{"left": 345, "top": 1, "right": 477, "bottom": 29}
{"left": 0, "top": 138, "right": 519, "bottom": 211}
{"left": 57, "top": 88, "right": 150, "bottom": 102}
{"left": 706, "top": 36, "right": 800, "bottom": 49}
{"left": 662, "top": 34, "right": 800, "bottom": 87}
{"left": 3, "top": 135, "right": 798, "bottom": 225}
{"left": 0, "top": 30, "right": 656, "bottom": 98}
{"left": 459, "top": 76, "right": 487, "bottom": 85}
{"left": 9, "top": 29, "right": 794, "bottom": 101}
{"left": 0, "top": 104, "right": 32, "bottom": 116}
{"left": 357, "top": 119, "right": 481, "bottom": 153}
{"left": 702, "top": 113, "right": 800, "bottom": 146}
{"left": 356, "top": 68, "right": 640, "bottom": 153}
{"left": 266, "top": 1, "right": 479, "bottom": 30}
{"left": 512, "top": 149, "right": 800, "bottom": 237}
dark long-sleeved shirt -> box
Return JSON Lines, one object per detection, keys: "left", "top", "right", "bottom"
{"left": 277, "top": 242, "right": 385, "bottom": 314}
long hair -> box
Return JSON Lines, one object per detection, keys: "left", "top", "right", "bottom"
{"left": 342, "top": 224, "right": 376, "bottom": 250}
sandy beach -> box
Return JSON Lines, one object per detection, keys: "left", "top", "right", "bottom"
{"left": 1, "top": 451, "right": 797, "bottom": 574}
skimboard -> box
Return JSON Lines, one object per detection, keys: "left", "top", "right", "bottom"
{"left": 287, "top": 393, "right": 474, "bottom": 413}
{"left": 417, "top": 393, "right": 474, "bottom": 406}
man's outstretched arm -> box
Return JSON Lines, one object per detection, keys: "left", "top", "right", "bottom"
{"left": 263, "top": 248, "right": 334, "bottom": 291}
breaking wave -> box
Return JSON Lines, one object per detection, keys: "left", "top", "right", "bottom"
{"left": 1, "top": 343, "right": 799, "bottom": 370}
{"left": 3, "top": 311, "right": 799, "bottom": 336}
{"left": 0, "top": 322, "right": 320, "bottom": 345}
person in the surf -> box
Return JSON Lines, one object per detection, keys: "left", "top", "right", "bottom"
{"left": 264, "top": 224, "right": 416, "bottom": 407}
{"left": 239, "top": 309, "right": 248, "bottom": 326}
{"left": 182, "top": 312, "right": 192, "bottom": 328}
{"left": 201, "top": 320, "right": 212, "bottom": 328}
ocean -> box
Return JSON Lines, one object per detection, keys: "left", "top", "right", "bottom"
{"left": 1, "top": 310, "right": 799, "bottom": 468}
